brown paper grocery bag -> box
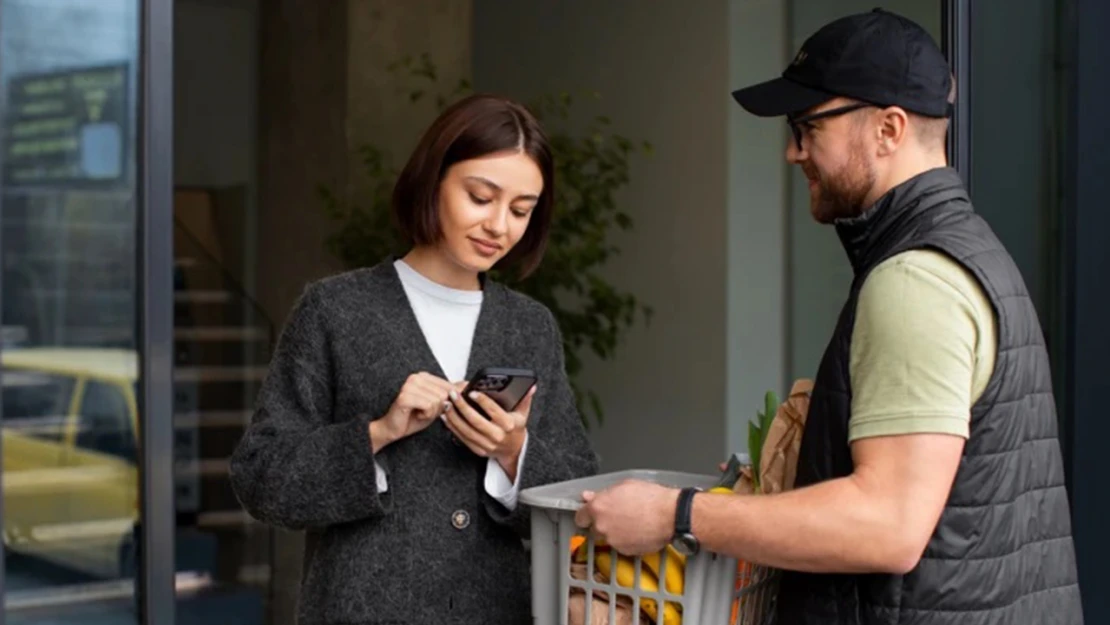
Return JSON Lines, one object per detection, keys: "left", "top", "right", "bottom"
{"left": 731, "top": 379, "right": 812, "bottom": 495}
{"left": 731, "top": 465, "right": 757, "bottom": 495}
{"left": 727, "top": 381, "right": 810, "bottom": 622}
{"left": 758, "top": 378, "right": 812, "bottom": 494}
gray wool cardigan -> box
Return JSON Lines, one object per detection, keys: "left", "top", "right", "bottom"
{"left": 228, "top": 259, "right": 600, "bottom": 625}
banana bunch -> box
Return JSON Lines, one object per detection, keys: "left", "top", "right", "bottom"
{"left": 568, "top": 481, "right": 740, "bottom": 624}
{"left": 573, "top": 539, "right": 688, "bottom": 625}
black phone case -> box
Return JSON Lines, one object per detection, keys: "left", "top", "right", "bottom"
{"left": 463, "top": 367, "right": 537, "bottom": 418}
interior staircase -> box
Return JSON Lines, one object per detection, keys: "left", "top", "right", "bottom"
{"left": 172, "top": 219, "right": 274, "bottom": 593}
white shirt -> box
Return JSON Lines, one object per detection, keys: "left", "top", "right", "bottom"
{"left": 371, "top": 259, "right": 528, "bottom": 509}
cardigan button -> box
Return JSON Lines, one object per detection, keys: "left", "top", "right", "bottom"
{"left": 451, "top": 509, "right": 470, "bottom": 530}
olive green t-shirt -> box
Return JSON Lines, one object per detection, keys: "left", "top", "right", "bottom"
{"left": 848, "top": 249, "right": 997, "bottom": 442}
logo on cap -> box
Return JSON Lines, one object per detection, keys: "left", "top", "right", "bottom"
{"left": 792, "top": 49, "right": 808, "bottom": 66}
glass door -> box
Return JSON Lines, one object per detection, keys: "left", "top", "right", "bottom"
{"left": 0, "top": 0, "right": 175, "bottom": 623}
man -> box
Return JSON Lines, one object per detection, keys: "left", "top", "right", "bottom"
{"left": 574, "top": 9, "right": 1083, "bottom": 624}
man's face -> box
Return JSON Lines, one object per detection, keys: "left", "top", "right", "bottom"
{"left": 786, "top": 99, "right": 878, "bottom": 224}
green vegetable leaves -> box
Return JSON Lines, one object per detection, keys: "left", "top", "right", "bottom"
{"left": 747, "top": 390, "right": 779, "bottom": 494}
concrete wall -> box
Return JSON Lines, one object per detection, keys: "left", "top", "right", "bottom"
{"left": 254, "top": 0, "right": 472, "bottom": 329}
{"left": 346, "top": 0, "right": 472, "bottom": 202}
{"left": 473, "top": 0, "right": 731, "bottom": 473}
{"left": 254, "top": 0, "right": 350, "bottom": 329}
{"left": 726, "top": 0, "right": 790, "bottom": 459}
{"left": 474, "top": 0, "right": 795, "bottom": 471}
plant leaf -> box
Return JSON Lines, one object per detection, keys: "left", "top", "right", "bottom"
{"left": 748, "top": 422, "right": 762, "bottom": 492}
{"left": 762, "top": 391, "right": 778, "bottom": 436}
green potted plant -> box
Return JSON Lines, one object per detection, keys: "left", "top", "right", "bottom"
{"left": 318, "top": 53, "right": 653, "bottom": 428}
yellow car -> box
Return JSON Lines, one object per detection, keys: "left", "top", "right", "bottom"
{"left": 2, "top": 347, "right": 140, "bottom": 579}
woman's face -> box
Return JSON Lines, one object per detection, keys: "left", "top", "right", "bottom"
{"left": 435, "top": 149, "right": 543, "bottom": 273}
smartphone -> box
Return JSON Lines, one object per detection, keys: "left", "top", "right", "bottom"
{"left": 462, "top": 367, "right": 537, "bottom": 419}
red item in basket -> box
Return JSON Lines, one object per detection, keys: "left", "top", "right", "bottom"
{"left": 730, "top": 559, "right": 754, "bottom": 624}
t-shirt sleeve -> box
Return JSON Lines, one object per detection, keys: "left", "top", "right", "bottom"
{"left": 848, "top": 250, "right": 994, "bottom": 442}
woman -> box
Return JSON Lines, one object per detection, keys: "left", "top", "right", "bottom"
{"left": 229, "top": 94, "right": 600, "bottom": 624}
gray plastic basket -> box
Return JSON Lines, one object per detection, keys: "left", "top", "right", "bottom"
{"left": 521, "top": 469, "right": 779, "bottom": 625}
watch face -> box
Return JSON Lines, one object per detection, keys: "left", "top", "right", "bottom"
{"left": 672, "top": 532, "right": 699, "bottom": 556}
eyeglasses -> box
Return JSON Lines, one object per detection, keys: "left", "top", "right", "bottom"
{"left": 786, "top": 102, "right": 874, "bottom": 151}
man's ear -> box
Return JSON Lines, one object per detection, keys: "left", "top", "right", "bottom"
{"left": 876, "top": 107, "right": 910, "bottom": 156}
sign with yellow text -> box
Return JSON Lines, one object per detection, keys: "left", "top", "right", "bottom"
{"left": 3, "top": 62, "right": 130, "bottom": 188}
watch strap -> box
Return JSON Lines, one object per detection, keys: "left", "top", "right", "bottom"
{"left": 674, "top": 486, "right": 699, "bottom": 535}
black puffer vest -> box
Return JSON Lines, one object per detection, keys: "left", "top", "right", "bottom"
{"left": 774, "top": 168, "right": 1083, "bottom": 625}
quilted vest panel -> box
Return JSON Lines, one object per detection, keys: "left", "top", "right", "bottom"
{"left": 774, "top": 168, "right": 1083, "bottom": 625}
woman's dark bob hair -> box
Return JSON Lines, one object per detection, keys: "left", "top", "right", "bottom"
{"left": 392, "top": 93, "right": 555, "bottom": 278}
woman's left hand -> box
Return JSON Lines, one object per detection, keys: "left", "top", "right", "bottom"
{"left": 445, "top": 384, "right": 537, "bottom": 478}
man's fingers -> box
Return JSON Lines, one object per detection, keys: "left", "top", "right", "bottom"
{"left": 574, "top": 491, "right": 598, "bottom": 529}
{"left": 574, "top": 505, "right": 592, "bottom": 529}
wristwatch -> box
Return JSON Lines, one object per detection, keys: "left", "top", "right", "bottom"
{"left": 671, "top": 486, "right": 701, "bottom": 556}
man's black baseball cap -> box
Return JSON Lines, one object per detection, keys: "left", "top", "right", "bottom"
{"left": 732, "top": 8, "right": 953, "bottom": 118}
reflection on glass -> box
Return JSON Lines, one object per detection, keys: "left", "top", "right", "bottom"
{"left": 1, "top": 0, "right": 140, "bottom": 623}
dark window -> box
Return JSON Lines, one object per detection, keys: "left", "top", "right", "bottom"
{"left": 75, "top": 380, "right": 135, "bottom": 463}
{"left": 2, "top": 369, "right": 74, "bottom": 442}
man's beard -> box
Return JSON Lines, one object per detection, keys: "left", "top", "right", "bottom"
{"left": 805, "top": 142, "right": 876, "bottom": 224}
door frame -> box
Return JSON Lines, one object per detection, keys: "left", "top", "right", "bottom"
{"left": 138, "top": 0, "right": 177, "bottom": 623}
{"left": 941, "top": 0, "right": 971, "bottom": 191}
{"left": 0, "top": 0, "right": 8, "bottom": 614}
{"left": 1059, "top": 0, "right": 1109, "bottom": 620}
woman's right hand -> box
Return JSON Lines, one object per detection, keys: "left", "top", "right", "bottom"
{"left": 369, "top": 372, "right": 455, "bottom": 453}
